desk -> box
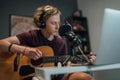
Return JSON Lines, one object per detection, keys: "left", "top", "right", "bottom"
{"left": 33, "top": 63, "right": 120, "bottom": 80}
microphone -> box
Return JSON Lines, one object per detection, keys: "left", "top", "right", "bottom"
{"left": 59, "top": 22, "right": 91, "bottom": 64}
{"left": 58, "top": 22, "right": 72, "bottom": 36}
{"left": 59, "top": 23, "right": 81, "bottom": 45}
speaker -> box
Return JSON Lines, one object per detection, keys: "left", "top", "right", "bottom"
{"left": 39, "top": 11, "right": 46, "bottom": 28}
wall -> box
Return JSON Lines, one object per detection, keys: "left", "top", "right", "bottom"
{"left": 77, "top": 0, "right": 120, "bottom": 54}
{"left": 77, "top": 0, "right": 120, "bottom": 80}
{"left": 0, "top": 0, "right": 77, "bottom": 39}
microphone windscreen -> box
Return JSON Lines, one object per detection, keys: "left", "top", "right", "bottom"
{"left": 58, "top": 24, "right": 72, "bottom": 36}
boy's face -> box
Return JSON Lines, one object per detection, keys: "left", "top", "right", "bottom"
{"left": 44, "top": 14, "right": 61, "bottom": 36}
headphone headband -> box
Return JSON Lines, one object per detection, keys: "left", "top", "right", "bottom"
{"left": 39, "top": 10, "right": 46, "bottom": 28}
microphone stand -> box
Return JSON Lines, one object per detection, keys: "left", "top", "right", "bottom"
{"left": 70, "top": 33, "right": 91, "bottom": 65}
{"left": 62, "top": 55, "right": 71, "bottom": 66}
{"left": 76, "top": 45, "right": 90, "bottom": 64}
{"left": 59, "top": 21, "right": 91, "bottom": 65}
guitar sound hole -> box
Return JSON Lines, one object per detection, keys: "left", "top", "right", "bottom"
{"left": 30, "top": 58, "right": 43, "bottom": 66}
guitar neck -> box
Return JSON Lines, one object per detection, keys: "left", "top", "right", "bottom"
{"left": 30, "top": 55, "right": 88, "bottom": 67}
{"left": 30, "top": 55, "right": 70, "bottom": 66}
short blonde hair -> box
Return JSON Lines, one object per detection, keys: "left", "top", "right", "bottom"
{"left": 34, "top": 5, "right": 61, "bottom": 28}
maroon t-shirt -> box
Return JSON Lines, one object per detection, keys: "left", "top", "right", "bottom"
{"left": 16, "top": 30, "right": 66, "bottom": 56}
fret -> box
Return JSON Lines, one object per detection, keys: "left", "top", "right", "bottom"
{"left": 57, "top": 56, "right": 65, "bottom": 62}
{"left": 42, "top": 56, "right": 56, "bottom": 63}
{"left": 42, "top": 56, "right": 68, "bottom": 63}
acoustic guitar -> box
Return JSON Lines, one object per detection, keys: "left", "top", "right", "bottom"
{"left": 0, "top": 46, "right": 87, "bottom": 80}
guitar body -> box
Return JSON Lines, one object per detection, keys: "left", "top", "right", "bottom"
{"left": 0, "top": 52, "right": 28, "bottom": 80}
{"left": 30, "top": 46, "right": 54, "bottom": 67}
{"left": 0, "top": 46, "right": 54, "bottom": 80}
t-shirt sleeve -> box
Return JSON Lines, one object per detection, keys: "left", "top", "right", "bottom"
{"left": 16, "top": 31, "right": 34, "bottom": 45}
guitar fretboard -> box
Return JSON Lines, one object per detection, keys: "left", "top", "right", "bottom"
{"left": 31, "top": 55, "right": 88, "bottom": 66}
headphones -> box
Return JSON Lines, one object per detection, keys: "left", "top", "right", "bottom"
{"left": 39, "top": 11, "right": 46, "bottom": 28}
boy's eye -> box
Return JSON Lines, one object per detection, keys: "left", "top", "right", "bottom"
{"left": 52, "top": 22, "right": 55, "bottom": 25}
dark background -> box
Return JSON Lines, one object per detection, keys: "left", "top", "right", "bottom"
{"left": 0, "top": 0, "right": 77, "bottom": 39}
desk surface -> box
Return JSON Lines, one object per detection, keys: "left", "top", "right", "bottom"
{"left": 34, "top": 63, "right": 120, "bottom": 80}
{"left": 35, "top": 63, "right": 120, "bottom": 74}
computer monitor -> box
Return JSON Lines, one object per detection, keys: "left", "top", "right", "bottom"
{"left": 95, "top": 8, "right": 120, "bottom": 65}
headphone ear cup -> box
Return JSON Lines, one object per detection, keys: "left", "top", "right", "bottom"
{"left": 39, "top": 8, "right": 46, "bottom": 28}
{"left": 40, "top": 21, "right": 46, "bottom": 28}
